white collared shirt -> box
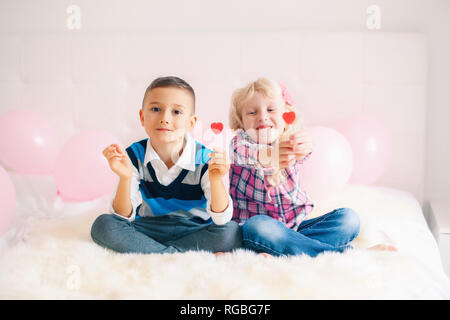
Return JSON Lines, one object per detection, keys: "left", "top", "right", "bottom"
{"left": 110, "top": 133, "right": 233, "bottom": 225}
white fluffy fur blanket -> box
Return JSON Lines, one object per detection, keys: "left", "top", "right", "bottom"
{"left": 1, "top": 184, "right": 449, "bottom": 299}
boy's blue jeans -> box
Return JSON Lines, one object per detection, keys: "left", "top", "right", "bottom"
{"left": 242, "top": 208, "right": 360, "bottom": 257}
{"left": 91, "top": 214, "right": 243, "bottom": 254}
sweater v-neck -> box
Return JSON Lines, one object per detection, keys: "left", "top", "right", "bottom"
{"left": 145, "top": 161, "right": 189, "bottom": 191}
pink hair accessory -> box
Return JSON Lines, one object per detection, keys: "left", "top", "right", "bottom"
{"left": 279, "top": 82, "right": 295, "bottom": 106}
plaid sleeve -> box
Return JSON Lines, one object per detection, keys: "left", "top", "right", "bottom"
{"left": 230, "top": 130, "right": 271, "bottom": 170}
{"left": 230, "top": 134, "right": 257, "bottom": 167}
{"left": 297, "top": 151, "right": 312, "bottom": 164}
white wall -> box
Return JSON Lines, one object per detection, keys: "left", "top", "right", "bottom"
{"left": 0, "top": 0, "right": 449, "bottom": 204}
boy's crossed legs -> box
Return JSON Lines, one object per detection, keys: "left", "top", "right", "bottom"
{"left": 91, "top": 214, "right": 243, "bottom": 254}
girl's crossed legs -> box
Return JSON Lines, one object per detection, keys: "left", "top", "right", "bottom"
{"left": 242, "top": 208, "right": 361, "bottom": 257}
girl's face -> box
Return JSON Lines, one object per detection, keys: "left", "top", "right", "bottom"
{"left": 240, "top": 91, "right": 286, "bottom": 144}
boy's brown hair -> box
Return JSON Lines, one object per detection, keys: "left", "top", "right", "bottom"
{"left": 142, "top": 76, "right": 196, "bottom": 112}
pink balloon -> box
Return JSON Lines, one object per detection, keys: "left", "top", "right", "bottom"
{"left": 0, "top": 165, "right": 16, "bottom": 235}
{"left": 299, "top": 126, "right": 353, "bottom": 201}
{"left": 0, "top": 109, "right": 59, "bottom": 174}
{"left": 54, "top": 130, "right": 121, "bottom": 202}
{"left": 332, "top": 115, "right": 392, "bottom": 185}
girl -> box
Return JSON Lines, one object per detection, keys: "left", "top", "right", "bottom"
{"left": 228, "top": 78, "right": 396, "bottom": 257}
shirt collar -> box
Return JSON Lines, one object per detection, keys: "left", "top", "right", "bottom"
{"left": 144, "top": 133, "right": 197, "bottom": 172}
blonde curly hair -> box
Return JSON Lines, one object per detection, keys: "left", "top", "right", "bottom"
{"left": 229, "top": 77, "right": 300, "bottom": 131}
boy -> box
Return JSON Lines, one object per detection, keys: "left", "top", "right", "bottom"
{"left": 91, "top": 76, "right": 242, "bottom": 254}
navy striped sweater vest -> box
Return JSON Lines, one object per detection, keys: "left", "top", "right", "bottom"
{"left": 126, "top": 138, "right": 212, "bottom": 222}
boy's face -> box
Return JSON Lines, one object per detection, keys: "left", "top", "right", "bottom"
{"left": 240, "top": 91, "right": 286, "bottom": 144}
{"left": 140, "top": 87, "right": 197, "bottom": 145}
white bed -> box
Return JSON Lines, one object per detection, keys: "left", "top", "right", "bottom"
{"left": 1, "top": 29, "right": 447, "bottom": 299}
{"left": 0, "top": 175, "right": 449, "bottom": 299}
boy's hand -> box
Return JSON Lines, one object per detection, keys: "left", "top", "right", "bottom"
{"left": 102, "top": 144, "right": 133, "bottom": 180}
{"left": 208, "top": 149, "right": 230, "bottom": 179}
{"left": 279, "top": 129, "right": 312, "bottom": 168}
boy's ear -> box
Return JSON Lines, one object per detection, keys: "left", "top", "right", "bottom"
{"left": 189, "top": 114, "right": 198, "bottom": 132}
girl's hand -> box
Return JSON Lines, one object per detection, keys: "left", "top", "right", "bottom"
{"left": 288, "top": 129, "right": 313, "bottom": 160}
{"left": 102, "top": 144, "right": 133, "bottom": 180}
{"left": 278, "top": 140, "right": 297, "bottom": 169}
{"left": 278, "top": 129, "right": 313, "bottom": 168}
{"left": 208, "top": 148, "right": 230, "bottom": 179}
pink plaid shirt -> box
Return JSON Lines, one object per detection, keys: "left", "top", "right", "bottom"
{"left": 229, "top": 129, "right": 314, "bottom": 230}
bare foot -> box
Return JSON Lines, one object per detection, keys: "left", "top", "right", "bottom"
{"left": 368, "top": 244, "right": 398, "bottom": 252}
{"left": 258, "top": 252, "right": 273, "bottom": 258}
{"left": 214, "top": 252, "right": 229, "bottom": 257}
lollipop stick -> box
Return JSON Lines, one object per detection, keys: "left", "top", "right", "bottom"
{"left": 266, "top": 111, "right": 297, "bottom": 186}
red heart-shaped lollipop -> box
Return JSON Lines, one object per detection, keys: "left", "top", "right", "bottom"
{"left": 282, "top": 111, "right": 296, "bottom": 125}
{"left": 211, "top": 122, "right": 224, "bottom": 134}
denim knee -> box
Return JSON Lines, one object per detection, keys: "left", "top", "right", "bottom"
{"left": 242, "top": 215, "right": 287, "bottom": 244}
{"left": 336, "top": 208, "right": 360, "bottom": 240}
{"left": 90, "top": 214, "right": 126, "bottom": 246}
{"left": 242, "top": 215, "right": 270, "bottom": 236}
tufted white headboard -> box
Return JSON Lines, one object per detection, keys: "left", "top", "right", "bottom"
{"left": 0, "top": 31, "right": 426, "bottom": 204}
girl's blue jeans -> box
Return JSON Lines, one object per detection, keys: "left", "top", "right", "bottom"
{"left": 91, "top": 214, "right": 243, "bottom": 254}
{"left": 242, "top": 208, "right": 360, "bottom": 257}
